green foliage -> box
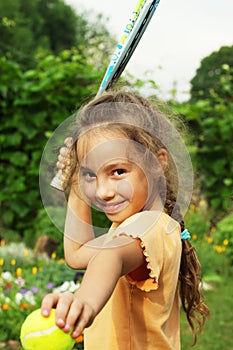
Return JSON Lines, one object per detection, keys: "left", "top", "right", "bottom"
{"left": 212, "top": 212, "right": 233, "bottom": 265}
{"left": 184, "top": 202, "right": 232, "bottom": 278}
{"left": 0, "top": 0, "right": 79, "bottom": 67}
{"left": 181, "top": 276, "right": 233, "bottom": 350}
{"left": 175, "top": 47, "right": 233, "bottom": 220}
{"left": 0, "top": 52, "right": 101, "bottom": 240}
{"left": 0, "top": 0, "right": 115, "bottom": 71}
{"left": 190, "top": 46, "right": 233, "bottom": 101}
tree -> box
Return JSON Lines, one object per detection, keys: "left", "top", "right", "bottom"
{"left": 0, "top": 52, "right": 101, "bottom": 239}
{"left": 180, "top": 46, "right": 233, "bottom": 221}
{"left": 0, "top": 0, "right": 115, "bottom": 70}
{"left": 190, "top": 46, "right": 233, "bottom": 102}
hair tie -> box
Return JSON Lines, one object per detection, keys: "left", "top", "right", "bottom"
{"left": 181, "top": 229, "right": 191, "bottom": 240}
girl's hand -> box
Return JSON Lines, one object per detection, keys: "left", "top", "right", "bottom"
{"left": 57, "top": 137, "right": 73, "bottom": 170}
{"left": 41, "top": 292, "right": 95, "bottom": 338}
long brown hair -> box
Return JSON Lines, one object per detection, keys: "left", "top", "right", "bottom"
{"left": 73, "top": 90, "right": 210, "bottom": 343}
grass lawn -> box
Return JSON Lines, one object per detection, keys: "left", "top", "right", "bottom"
{"left": 181, "top": 274, "right": 233, "bottom": 350}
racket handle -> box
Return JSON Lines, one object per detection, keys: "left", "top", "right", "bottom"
{"left": 50, "top": 169, "right": 66, "bottom": 191}
{"left": 50, "top": 163, "right": 75, "bottom": 191}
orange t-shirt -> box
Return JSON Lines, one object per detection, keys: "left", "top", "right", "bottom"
{"left": 84, "top": 211, "right": 182, "bottom": 349}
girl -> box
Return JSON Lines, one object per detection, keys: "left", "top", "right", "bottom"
{"left": 41, "top": 91, "right": 209, "bottom": 349}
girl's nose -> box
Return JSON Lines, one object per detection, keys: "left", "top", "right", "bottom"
{"left": 95, "top": 179, "right": 115, "bottom": 201}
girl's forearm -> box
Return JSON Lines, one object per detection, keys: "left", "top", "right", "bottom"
{"left": 74, "top": 249, "right": 122, "bottom": 316}
{"left": 64, "top": 190, "right": 94, "bottom": 242}
{"left": 64, "top": 189, "right": 94, "bottom": 266}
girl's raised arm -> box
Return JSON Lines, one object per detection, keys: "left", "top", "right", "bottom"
{"left": 59, "top": 139, "right": 104, "bottom": 269}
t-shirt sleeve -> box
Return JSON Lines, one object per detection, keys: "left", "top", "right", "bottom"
{"left": 111, "top": 211, "right": 180, "bottom": 292}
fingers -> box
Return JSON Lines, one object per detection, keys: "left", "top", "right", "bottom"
{"left": 64, "top": 137, "right": 73, "bottom": 148}
{"left": 69, "top": 297, "right": 95, "bottom": 338}
{"left": 41, "top": 292, "right": 60, "bottom": 317}
{"left": 41, "top": 293, "right": 95, "bottom": 339}
{"left": 57, "top": 147, "right": 72, "bottom": 170}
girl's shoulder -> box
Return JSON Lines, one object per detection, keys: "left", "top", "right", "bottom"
{"left": 112, "top": 210, "right": 180, "bottom": 239}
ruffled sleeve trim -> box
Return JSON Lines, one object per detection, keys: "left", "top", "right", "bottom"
{"left": 125, "top": 237, "right": 159, "bottom": 292}
{"left": 107, "top": 211, "right": 180, "bottom": 292}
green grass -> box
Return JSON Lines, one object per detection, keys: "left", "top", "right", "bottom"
{"left": 181, "top": 274, "right": 233, "bottom": 350}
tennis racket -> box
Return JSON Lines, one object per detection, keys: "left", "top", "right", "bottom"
{"left": 50, "top": 0, "right": 160, "bottom": 191}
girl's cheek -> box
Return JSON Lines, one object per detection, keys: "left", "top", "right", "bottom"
{"left": 116, "top": 180, "right": 133, "bottom": 198}
{"left": 80, "top": 182, "right": 96, "bottom": 201}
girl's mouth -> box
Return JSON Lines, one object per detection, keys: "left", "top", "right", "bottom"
{"left": 100, "top": 200, "right": 128, "bottom": 214}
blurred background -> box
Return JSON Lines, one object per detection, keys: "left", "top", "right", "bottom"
{"left": 0, "top": 0, "right": 232, "bottom": 349}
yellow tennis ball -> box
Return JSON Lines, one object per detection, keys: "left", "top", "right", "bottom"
{"left": 20, "top": 308, "right": 75, "bottom": 350}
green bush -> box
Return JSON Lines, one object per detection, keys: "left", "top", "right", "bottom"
{"left": 0, "top": 53, "right": 100, "bottom": 238}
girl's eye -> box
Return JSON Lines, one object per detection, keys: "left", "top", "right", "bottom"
{"left": 82, "top": 171, "right": 96, "bottom": 181}
{"left": 113, "top": 169, "right": 126, "bottom": 176}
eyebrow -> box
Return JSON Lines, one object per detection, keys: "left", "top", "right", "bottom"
{"left": 80, "top": 166, "right": 95, "bottom": 174}
{"left": 80, "top": 160, "right": 132, "bottom": 174}
{"left": 103, "top": 160, "right": 132, "bottom": 172}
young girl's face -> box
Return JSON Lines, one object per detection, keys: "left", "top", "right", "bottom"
{"left": 76, "top": 129, "right": 162, "bottom": 227}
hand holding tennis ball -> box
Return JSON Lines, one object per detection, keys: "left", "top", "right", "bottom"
{"left": 20, "top": 308, "right": 75, "bottom": 350}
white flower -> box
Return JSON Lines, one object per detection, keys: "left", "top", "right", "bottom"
{"left": 15, "top": 277, "right": 25, "bottom": 287}
{"left": 53, "top": 281, "right": 80, "bottom": 293}
{"left": 24, "top": 291, "right": 36, "bottom": 305}
{"left": 15, "top": 291, "right": 36, "bottom": 305}
{"left": 15, "top": 293, "right": 23, "bottom": 305}
{"left": 1, "top": 272, "right": 12, "bottom": 281}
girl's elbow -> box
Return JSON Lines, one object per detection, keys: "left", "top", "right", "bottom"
{"left": 64, "top": 253, "right": 84, "bottom": 270}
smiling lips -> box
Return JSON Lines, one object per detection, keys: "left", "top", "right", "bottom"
{"left": 99, "top": 200, "right": 129, "bottom": 214}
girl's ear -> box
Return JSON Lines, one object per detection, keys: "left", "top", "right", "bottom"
{"left": 157, "top": 148, "right": 168, "bottom": 171}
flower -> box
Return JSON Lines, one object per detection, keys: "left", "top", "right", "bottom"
{"left": 1, "top": 272, "right": 12, "bottom": 281}
{"left": 20, "top": 288, "right": 28, "bottom": 294}
{"left": 206, "top": 237, "right": 213, "bottom": 244}
{"left": 11, "top": 259, "right": 16, "bottom": 266}
{"left": 53, "top": 281, "right": 79, "bottom": 293}
{"left": 223, "top": 239, "right": 229, "bottom": 246}
{"left": 1, "top": 304, "right": 10, "bottom": 310}
{"left": 214, "top": 245, "right": 226, "bottom": 254}
{"left": 16, "top": 290, "right": 36, "bottom": 305}
{"left": 51, "top": 252, "right": 56, "bottom": 259}
{"left": 46, "top": 282, "right": 54, "bottom": 289}
{"left": 15, "top": 277, "right": 25, "bottom": 287}
{"left": 30, "top": 286, "right": 39, "bottom": 294}
{"left": 32, "top": 267, "right": 38, "bottom": 275}
{"left": 0, "top": 239, "right": 6, "bottom": 247}
{"left": 16, "top": 267, "right": 22, "bottom": 277}
{"left": 23, "top": 249, "right": 29, "bottom": 257}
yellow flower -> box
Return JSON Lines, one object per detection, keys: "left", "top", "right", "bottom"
{"left": 206, "top": 237, "right": 213, "bottom": 244}
{"left": 0, "top": 239, "right": 6, "bottom": 247}
{"left": 0, "top": 258, "right": 4, "bottom": 266}
{"left": 214, "top": 245, "right": 226, "bottom": 254}
{"left": 16, "top": 267, "right": 22, "bottom": 277}
{"left": 199, "top": 199, "right": 207, "bottom": 208}
{"left": 32, "top": 267, "right": 38, "bottom": 275}
{"left": 192, "top": 234, "right": 198, "bottom": 240}
{"left": 51, "top": 252, "right": 56, "bottom": 259}
{"left": 11, "top": 259, "right": 16, "bottom": 266}
{"left": 24, "top": 249, "right": 29, "bottom": 257}
{"left": 2, "top": 304, "right": 10, "bottom": 311}
{"left": 189, "top": 203, "right": 195, "bottom": 213}
{"left": 223, "top": 239, "right": 229, "bottom": 246}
